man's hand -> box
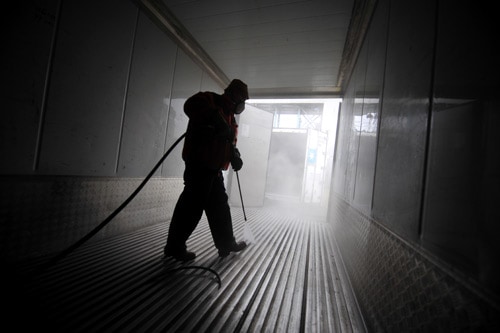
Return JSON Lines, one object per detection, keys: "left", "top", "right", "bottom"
{"left": 231, "top": 147, "right": 243, "bottom": 171}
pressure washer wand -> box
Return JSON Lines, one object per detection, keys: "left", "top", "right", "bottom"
{"left": 235, "top": 171, "right": 246, "bottom": 221}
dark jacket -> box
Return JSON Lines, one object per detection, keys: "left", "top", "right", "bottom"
{"left": 182, "top": 92, "right": 238, "bottom": 170}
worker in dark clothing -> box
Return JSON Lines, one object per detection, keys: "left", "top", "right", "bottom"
{"left": 164, "top": 79, "right": 249, "bottom": 261}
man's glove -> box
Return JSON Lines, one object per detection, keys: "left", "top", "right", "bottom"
{"left": 231, "top": 147, "right": 243, "bottom": 171}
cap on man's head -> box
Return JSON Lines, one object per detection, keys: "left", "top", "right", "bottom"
{"left": 225, "top": 79, "right": 249, "bottom": 102}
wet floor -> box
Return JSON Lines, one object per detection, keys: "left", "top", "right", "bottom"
{"left": 11, "top": 206, "right": 365, "bottom": 332}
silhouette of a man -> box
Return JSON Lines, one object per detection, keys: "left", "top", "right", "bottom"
{"left": 164, "top": 79, "right": 249, "bottom": 261}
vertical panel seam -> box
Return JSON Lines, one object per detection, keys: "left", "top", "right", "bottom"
{"left": 370, "top": 0, "right": 391, "bottom": 213}
{"left": 160, "top": 46, "right": 179, "bottom": 176}
{"left": 418, "top": 0, "right": 440, "bottom": 239}
{"left": 352, "top": 42, "right": 370, "bottom": 203}
{"left": 33, "top": 0, "right": 63, "bottom": 171}
{"left": 115, "top": 8, "right": 140, "bottom": 174}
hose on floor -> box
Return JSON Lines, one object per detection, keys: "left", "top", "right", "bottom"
{"left": 35, "top": 132, "right": 221, "bottom": 288}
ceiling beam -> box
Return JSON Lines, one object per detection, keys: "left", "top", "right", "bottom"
{"left": 249, "top": 86, "right": 342, "bottom": 99}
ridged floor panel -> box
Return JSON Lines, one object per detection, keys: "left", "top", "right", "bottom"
{"left": 10, "top": 207, "right": 365, "bottom": 332}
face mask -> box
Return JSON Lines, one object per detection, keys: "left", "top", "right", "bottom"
{"left": 234, "top": 101, "right": 245, "bottom": 114}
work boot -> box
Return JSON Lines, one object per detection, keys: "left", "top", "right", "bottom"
{"left": 164, "top": 246, "right": 196, "bottom": 262}
{"left": 218, "top": 241, "right": 247, "bottom": 258}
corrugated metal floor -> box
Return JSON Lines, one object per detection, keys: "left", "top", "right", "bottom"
{"left": 12, "top": 206, "right": 365, "bottom": 332}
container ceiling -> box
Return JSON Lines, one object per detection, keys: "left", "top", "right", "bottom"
{"left": 135, "top": 0, "right": 375, "bottom": 98}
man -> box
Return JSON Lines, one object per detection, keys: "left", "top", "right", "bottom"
{"left": 164, "top": 79, "right": 249, "bottom": 261}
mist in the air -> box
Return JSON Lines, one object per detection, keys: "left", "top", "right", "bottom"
{"left": 231, "top": 99, "right": 340, "bottom": 220}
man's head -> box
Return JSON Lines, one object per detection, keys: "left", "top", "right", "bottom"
{"left": 224, "top": 79, "right": 249, "bottom": 114}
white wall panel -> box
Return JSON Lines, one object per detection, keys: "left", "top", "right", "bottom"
{"left": 351, "top": 0, "right": 388, "bottom": 214}
{"left": 117, "top": 12, "right": 178, "bottom": 177}
{"left": 229, "top": 105, "right": 273, "bottom": 207}
{"left": 38, "top": 0, "right": 138, "bottom": 175}
{"left": 161, "top": 50, "right": 203, "bottom": 177}
{"left": 1, "top": 1, "right": 59, "bottom": 174}
{"left": 371, "top": 0, "right": 435, "bottom": 241}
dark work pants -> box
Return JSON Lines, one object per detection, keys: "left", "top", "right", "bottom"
{"left": 166, "top": 164, "right": 236, "bottom": 252}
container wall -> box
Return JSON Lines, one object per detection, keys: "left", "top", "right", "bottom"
{"left": 329, "top": 0, "right": 500, "bottom": 330}
{"left": 1, "top": 0, "right": 219, "bottom": 261}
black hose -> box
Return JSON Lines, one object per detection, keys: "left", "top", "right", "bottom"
{"left": 33, "top": 132, "right": 221, "bottom": 287}
{"left": 166, "top": 266, "right": 222, "bottom": 289}
{"left": 36, "top": 133, "right": 186, "bottom": 273}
